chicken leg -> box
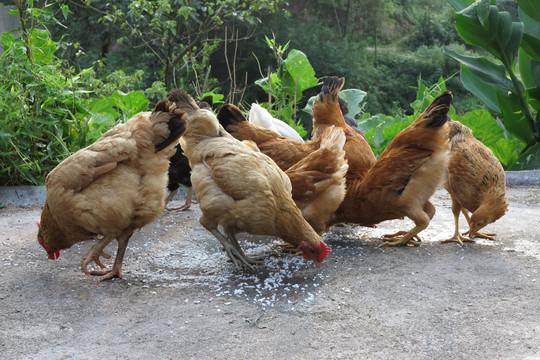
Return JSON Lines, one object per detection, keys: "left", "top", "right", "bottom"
{"left": 209, "top": 229, "right": 262, "bottom": 271}
{"left": 442, "top": 206, "right": 473, "bottom": 245}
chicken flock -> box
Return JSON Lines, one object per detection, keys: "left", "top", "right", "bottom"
{"left": 37, "top": 77, "right": 508, "bottom": 281}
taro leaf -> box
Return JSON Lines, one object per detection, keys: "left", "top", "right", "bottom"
{"left": 339, "top": 89, "right": 367, "bottom": 119}
{"left": 282, "top": 49, "right": 318, "bottom": 95}
{"left": 490, "top": 137, "right": 519, "bottom": 169}
{"left": 454, "top": 109, "right": 505, "bottom": 148}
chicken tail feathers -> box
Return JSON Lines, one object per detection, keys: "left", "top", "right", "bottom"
{"left": 216, "top": 104, "right": 247, "bottom": 129}
{"left": 167, "top": 88, "right": 199, "bottom": 114}
{"left": 423, "top": 90, "right": 453, "bottom": 129}
{"left": 151, "top": 100, "right": 187, "bottom": 153}
{"left": 318, "top": 76, "right": 345, "bottom": 104}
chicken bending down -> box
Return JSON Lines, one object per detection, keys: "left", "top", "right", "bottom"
{"left": 442, "top": 120, "right": 507, "bottom": 245}
{"left": 285, "top": 125, "right": 348, "bottom": 234}
{"left": 175, "top": 89, "right": 330, "bottom": 270}
{"left": 164, "top": 96, "right": 213, "bottom": 211}
{"left": 37, "top": 99, "right": 186, "bottom": 280}
{"left": 217, "top": 104, "right": 323, "bottom": 171}
{"left": 330, "top": 91, "right": 453, "bottom": 246}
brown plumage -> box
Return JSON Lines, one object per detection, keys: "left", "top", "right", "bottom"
{"left": 311, "top": 76, "right": 376, "bottom": 185}
{"left": 176, "top": 89, "right": 330, "bottom": 269}
{"left": 442, "top": 120, "right": 508, "bottom": 245}
{"left": 37, "top": 99, "right": 186, "bottom": 280}
{"left": 217, "top": 104, "right": 322, "bottom": 171}
{"left": 330, "top": 91, "right": 453, "bottom": 246}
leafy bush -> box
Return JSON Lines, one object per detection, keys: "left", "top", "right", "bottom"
{"left": 444, "top": 0, "right": 540, "bottom": 169}
{"left": 0, "top": 7, "right": 151, "bottom": 185}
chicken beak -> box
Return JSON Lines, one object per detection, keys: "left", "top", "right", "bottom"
{"left": 315, "top": 261, "right": 322, "bottom": 269}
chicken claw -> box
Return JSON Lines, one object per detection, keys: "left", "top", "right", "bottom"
{"left": 210, "top": 229, "right": 263, "bottom": 271}
{"left": 383, "top": 231, "right": 422, "bottom": 242}
{"left": 275, "top": 243, "right": 304, "bottom": 256}
{"left": 441, "top": 234, "right": 474, "bottom": 246}
{"left": 463, "top": 230, "right": 496, "bottom": 241}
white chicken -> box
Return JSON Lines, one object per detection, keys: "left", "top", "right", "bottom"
{"left": 248, "top": 103, "right": 304, "bottom": 142}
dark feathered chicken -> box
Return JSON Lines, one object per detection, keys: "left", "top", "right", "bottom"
{"left": 164, "top": 95, "right": 213, "bottom": 210}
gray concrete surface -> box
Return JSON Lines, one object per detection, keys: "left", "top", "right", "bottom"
{"left": 0, "top": 179, "right": 539, "bottom": 359}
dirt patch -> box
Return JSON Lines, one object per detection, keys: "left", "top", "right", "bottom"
{"left": 1, "top": 187, "right": 539, "bottom": 359}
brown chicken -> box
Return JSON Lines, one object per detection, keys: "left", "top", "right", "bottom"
{"left": 175, "top": 89, "right": 331, "bottom": 269}
{"left": 217, "top": 104, "right": 322, "bottom": 171}
{"left": 37, "top": 99, "right": 186, "bottom": 280}
{"left": 311, "top": 76, "right": 376, "bottom": 184}
{"left": 285, "top": 125, "right": 348, "bottom": 234}
{"left": 442, "top": 120, "right": 508, "bottom": 245}
{"left": 329, "top": 91, "right": 453, "bottom": 246}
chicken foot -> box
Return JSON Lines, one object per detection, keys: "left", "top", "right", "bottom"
{"left": 383, "top": 231, "right": 422, "bottom": 243}
{"left": 381, "top": 210, "right": 430, "bottom": 247}
{"left": 209, "top": 229, "right": 263, "bottom": 271}
{"left": 81, "top": 234, "right": 115, "bottom": 276}
{"left": 166, "top": 187, "right": 198, "bottom": 211}
{"left": 441, "top": 211, "right": 473, "bottom": 246}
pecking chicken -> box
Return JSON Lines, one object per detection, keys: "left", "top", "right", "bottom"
{"left": 311, "top": 76, "right": 376, "bottom": 184}
{"left": 37, "top": 99, "right": 186, "bottom": 280}
{"left": 174, "top": 89, "right": 330, "bottom": 270}
{"left": 442, "top": 120, "right": 508, "bottom": 245}
{"left": 248, "top": 103, "right": 304, "bottom": 142}
{"left": 164, "top": 95, "right": 213, "bottom": 211}
{"left": 329, "top": 91, "right": 453, "bottom": 246}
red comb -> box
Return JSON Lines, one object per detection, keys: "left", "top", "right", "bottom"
{"left": 36, "top": 222, "right": 40, "bottom": 228}
{"left": 318, "top": 241, "right": 331, "bottom": 262}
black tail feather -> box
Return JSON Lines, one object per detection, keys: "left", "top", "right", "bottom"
{"left": 216, "top": 104, "right": 247, "bottom": 129}
{"left": 424, "top": 90, "right": 453, "bottom": 128}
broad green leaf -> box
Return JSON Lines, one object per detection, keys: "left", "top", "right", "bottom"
{"left": 497, "top": 89, "right": 534, "bottom": 143}
{"left": 490, "top": 137, "right": 518, "bottom": 169}
{"left": 512, "top": 142, "right": 540, "bottom": 170}
{"left": 282, "top": 49, "right": 318, "bottom": 94}
{"left": 519, "top": 7, "right": 540, "bottom": 39}
{"left": 503, "top": 21, "right": 523, "bottom": 65}
{"left": 459, "top": 65, "right": 500, "bottom": 113}
{"left": 339, "top": 89, "right": 367, "bottom": 119}
{"left": 496, "top": 11, "right": 513, "bottom": 53}
{"left": 1, "top": 32, "right": 15, "bottom": 52}
{"left": 521, "top": 33, "right": 540, "bottom": 61}
{"left": 531, "top": 60, "right": 540, "bottom": 89}
{"left": 518, "top": 48, "right": 537, "bottom": 90}
{"left": 454, "top": 109, "right": 505, "bottom": 148}
{"left": 28, "top": 29, "right": 57, "bottom": 64}
{"left": 516, "top": 0, "right": 540, "bottom": 22}
{"left": 443, "top": 47, "right": 513, "bottom": 90}
{"left": 447, "top": 0, "right": 475, "bottom": 12}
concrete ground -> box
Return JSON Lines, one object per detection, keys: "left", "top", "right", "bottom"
{"left": 0, "top": 173, "right": 539, "bottom": 359}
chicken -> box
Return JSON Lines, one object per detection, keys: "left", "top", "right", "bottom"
{"left": 285, "top": 125, "right": 348, "bottom": 234}
{"left": 164, "top": 95, "right": 213, "bottom": 211}
{"left": 442, "top": 120, "right": 508, "bottom": 245}
{"left": 311, "top": 76, "right": 376, "bottom": 184}
{"left": 37, "top": 99, "right": 186, "bottom": 280}
{"left": 217, "top": 103, "right": 322, "bottom": 171}
{"left": 329, "top": 91, "right": 453, "bottom": 246}
{"left": 175, "top": 89, "right": 330, "bottom": 269}
{"left": 248, "top": 103, "right": 304, "bottom": 142}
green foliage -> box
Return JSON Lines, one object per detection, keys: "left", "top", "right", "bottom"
{"left": 444, "top": 0, "right": 540, "bottom": 169}
{"left": 0, "top": 6, "right": 151, "bottom": 185}
{"left": 255, "top": 36, "right": 319, "bottom": 137}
